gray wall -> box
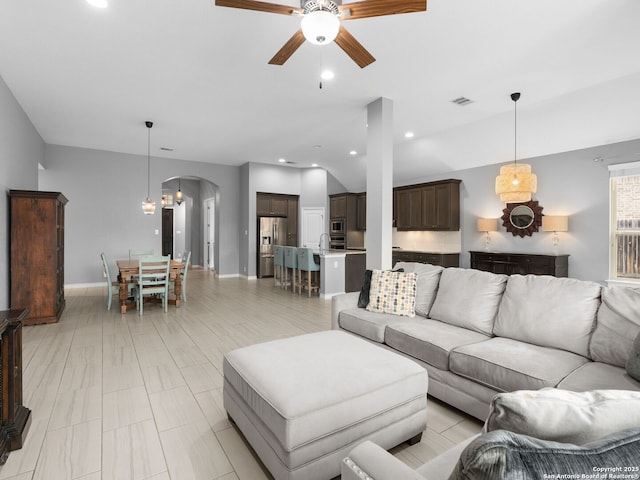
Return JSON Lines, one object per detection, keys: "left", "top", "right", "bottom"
{"left": 403, "top": 138, "right": 640, "bottom": 283}
{"left": 0, "top": 74, "right": 43, "bottom": 309}
{"left": 39, "top": 144, "right": 240, "bottom": 284}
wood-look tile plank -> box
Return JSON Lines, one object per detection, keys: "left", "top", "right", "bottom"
{"left": 216, "top": 427, "right": 270, "bottom": 480}
{"left": 32, "top": 419, "right": 101, "bottom": 480}
{"left": 159, "top": 421, "right": 233, "bottom": 480}
{"left": 103, "top": 386, "right": 154, "bottom": 431}
{"left": 181, "top": 362, "right": 223, "bottom": 394}
{"left": 102, "top": 419, "right": 167, "bottom": 480}
{"left": 47, "top": 385, "right": 102, "bottom": 431}
{"left": 148, "top": 385, "right": 206, "bottom": 432}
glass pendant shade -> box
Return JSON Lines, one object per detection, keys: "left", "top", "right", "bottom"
{"left": 495, "top": 163, "right": 538, "bottom": 202}
{"left": 175, "top": 187, "right": 183, "bottom": 205}
{"left": 301, "top": 11, "right": 340, "bottom": 45}
{"left": 142, "top": 197, "right": 156, "bottom": 215}
{"left": 141, "top": 120, "right": 155, "bottom": 214}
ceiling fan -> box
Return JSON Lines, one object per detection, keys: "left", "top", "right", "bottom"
{"left": 214, "top": 0, "right": 427, "bottom": 68}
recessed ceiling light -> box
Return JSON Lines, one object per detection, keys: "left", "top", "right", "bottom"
{"left": 86, "top": 0, "right": 108, "bottom": 8}
{"left": 278, "top": 158, "right": 286, "bottom": 163}
{"left": 311, "top": 163, "right": 319, "bottom": 167}
{"left": 405, "top": 132, "right": 415, "bottom": 138}
{"left": 349, "top": 150, "right": 357, "bottom": 156}
{"left": 320, "top": 70, "right": 335, "bottom": 81}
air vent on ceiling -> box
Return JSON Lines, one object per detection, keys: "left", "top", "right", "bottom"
{"left": 160, "top": 147, "right": 174, "bottom": 151}
{"left": 285, "top": 160, "right": 297, "bottom": 164}
{"left": 451, "top": 97, "right": 473, "bottom": 106}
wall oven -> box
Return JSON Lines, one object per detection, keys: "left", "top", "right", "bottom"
{"left": 330, "top": 219, "right": 345, "bottom": 235}
{"left": 329, "top": 236, "right": 346, "bottom": 249}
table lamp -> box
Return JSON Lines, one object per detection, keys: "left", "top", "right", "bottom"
{"left": 542, "top": 215, "right": 569, "bottom": 253}
{"left": 477, "top": 218, "right": 498, "bottom": 251}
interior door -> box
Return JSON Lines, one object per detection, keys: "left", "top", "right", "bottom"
{"left": 162, "top": 208, "right": 174, "bottom": 257}
{"left": 301, "top": 207, "right": 325, "bottom": 250}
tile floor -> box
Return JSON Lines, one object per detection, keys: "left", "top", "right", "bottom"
{"left": 0, "top": 268, "right": 482, "bottom": 480}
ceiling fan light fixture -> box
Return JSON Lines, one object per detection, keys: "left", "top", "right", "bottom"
{"left": 301, "top": 10, "right": 340, "bottom": 45}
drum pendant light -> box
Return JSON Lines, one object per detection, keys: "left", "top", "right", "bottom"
{"left": 141, "top": 121, "right": 156, "bottom": 215}
{"left": 495, "top": 93, "right": 537, "bottom": 203}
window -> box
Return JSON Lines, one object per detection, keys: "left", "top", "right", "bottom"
{"left": 610, "top": 163, "right": 640, "bottom": 281}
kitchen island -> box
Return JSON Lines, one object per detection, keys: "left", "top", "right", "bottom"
{"left": 318, "top": 250, "right": 366, "bottom": 298}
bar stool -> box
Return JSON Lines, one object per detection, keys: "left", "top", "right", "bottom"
{"left": 273, "top": 245, "right": 285, "bottom": 287}
{"left": 296, "top": 247, "right": 320, "bottom": 297}
{"left": 283, "top": 246, "right": 298, "bottom": 292}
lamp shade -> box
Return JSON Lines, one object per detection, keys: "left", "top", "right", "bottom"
{"left": 495, "top": 163, "right": 538, "bottom": 203}
{"left": 542, "top": 215, "right": 568, "bottom": 232}
{"left": 477, "top": 218, "right": 498, "bottom": 232}
{"left": 301, "top": 10, "right": 340, "bottom": 45}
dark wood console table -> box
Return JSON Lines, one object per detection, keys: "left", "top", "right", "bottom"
{"left": 0, "top": 308, "right": 31, "bottom": 464}
{"left": 470, "top": 251, "right": 569, "bottom": 277}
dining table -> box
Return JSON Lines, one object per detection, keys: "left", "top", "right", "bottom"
{"left": 116, "top": 259, "right": 185, "bottom": 314}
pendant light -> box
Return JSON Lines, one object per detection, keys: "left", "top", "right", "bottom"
{"left": 141, "top": 121, "right": 156, "bottom": 215}
{"left": 175, "top": 178, "right": 184, "bottom": 206}
{"left": 495, "top": 92, "right": 537, "bottom": 203}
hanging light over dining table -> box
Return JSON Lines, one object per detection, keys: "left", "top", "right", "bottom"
{"left": 495, "top": 92, "right": 537, "bottom": 203}
{"left": 141, "top": 121, "right": 156, "bottom": 215}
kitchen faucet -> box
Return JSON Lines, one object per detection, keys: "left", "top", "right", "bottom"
{"left": 319, "top": 233, "right": 330, "bottom": 254}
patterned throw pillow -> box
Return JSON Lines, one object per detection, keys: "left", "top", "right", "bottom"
{"left": 366, "top": 270, "right": 417, "bottom": 317}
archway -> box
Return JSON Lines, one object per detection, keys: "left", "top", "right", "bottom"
{"left": 162, "top": 176, "right": 219, "bottom": 271}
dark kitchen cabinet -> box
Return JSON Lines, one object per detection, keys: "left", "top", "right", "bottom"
{"left": 356, "top": 193, "right": 366, "bottom": 231}
{"left": 286, "top": 197, "right": 298, "bottom": 246}
{"left": 257, "top": 193, "right": 289, "bottom": 216}
{"left": 394, "top": 179, "right": 461, "bottom": 231}
{"left": 330, "top": 195, "right": 348, "bottom": 219}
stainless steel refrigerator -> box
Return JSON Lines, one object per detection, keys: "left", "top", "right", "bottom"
{"left": 258, "top": 217, "right": 288, "bottom": 278}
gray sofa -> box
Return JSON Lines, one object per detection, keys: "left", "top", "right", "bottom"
{"left": 331, "top": 263, "right": 640, "bottom": 421}
{"left": 341, "top": 389, "right": 640, "bottom": 479}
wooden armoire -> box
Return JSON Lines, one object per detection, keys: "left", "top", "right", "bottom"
{"left": 9, "top": 190, "right": 68, "bottom": 325}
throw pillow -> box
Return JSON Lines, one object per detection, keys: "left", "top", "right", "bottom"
{"left": 357, "top": 268, "right": 404, "bottom": 309}
{"left": 450, "top": 428, "right": 640, "bottom": 480}
{"left": 366, "top": 270, "right": 417, "bottom": 317}
{"left": 357, "top": 270, "right": 373, "bottom": 308}
{"left": 627, "top": 330, "right": 640, "bottom": 382}
{"left": 485, "top": 388, "right": 640, "bottom": 445}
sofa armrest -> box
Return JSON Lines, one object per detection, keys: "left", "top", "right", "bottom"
{"left": 331, "top": 291, "right": 360, "bottom": 330}
{"left": 342, "top": 440, "right": 426, "bottom": 480}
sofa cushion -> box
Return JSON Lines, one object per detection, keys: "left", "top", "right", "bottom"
{"left": 339, "top": 308, "right": 414, "bottom": 343}
{"left": 366, "top": 270, "right": 417, "bottom": 317}
{"left": 385, "top": 319, "right": 490, "bottom": 370}
{"left": 557, "top": 361, "right": 640, "bottom": 391}
{"left": 429, "top": 268, "right": 507, "bottom": 335}
{"left": 628, "top": 331, "right": 640, "bottom": 382}
{"left": 449, "top": 337, "right": 589, "bottom": 392}
{"left": 393, "top": 262, "right": 444, "bottom": 318}
{"left": 485, "top": 389, "right": 640, "bottom": 445}
{"left": 449, "top": 427, "right": 640, "bottom": 480}
{"left": 590, "top": 286, "right": 640, "bottom": 367}
{"left": 357, "top": 267, "right": 405, "bottom": 308}
{"left": 493, "top": 275, "right": 601, "bottom": 357}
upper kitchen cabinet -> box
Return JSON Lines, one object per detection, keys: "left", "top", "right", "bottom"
{"left": 329, "top": 195, "right": 348, "bottom": 219}
{"left": 256, "top": 193, "right": 288, "bottom": 216}
{"left": 356, "top": 193, "right": 366, "bottom": 231}
{"left": 394, "top": 179, "right": 461, "bottom": 231}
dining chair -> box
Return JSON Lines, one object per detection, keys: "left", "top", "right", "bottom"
{"left": 137, "top": 255, "right": 171, "bottom": 315}
{"left": 173, "top": 250, "right": 191, "bottom": 302}
{"left": 283, "top": 246, "right": 298, "bottom": 292}
{"left": 273, "top": 245, "right": 285, "bottom": 288}
{"left": 100, "top": 252, "right": 121, "bottom": 311}
{"left": 296, "top": 247, "right": 320, "bottom": 297}
{"left": 129, "top": 248, "right": 154, "bottom": 261}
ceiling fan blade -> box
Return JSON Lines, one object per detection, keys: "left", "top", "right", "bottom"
{"left": 340, "top": 0, "right": 426, "bottom": 20}
{"left": 334, "top": 26, "right": 375, "bottom": 68}
{"left": 215, "top": 0, "right": 302, "bottom": 16}
{"left": 268, "top": 29, "right": 306, "bottom": 65}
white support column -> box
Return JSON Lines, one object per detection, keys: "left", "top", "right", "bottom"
{"left": 366, "top": 97, "right": 394, "bottom": 270}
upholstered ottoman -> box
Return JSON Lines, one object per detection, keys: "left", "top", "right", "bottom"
{"left": 223, "top": 330, "right": 428, "bottom": 480}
